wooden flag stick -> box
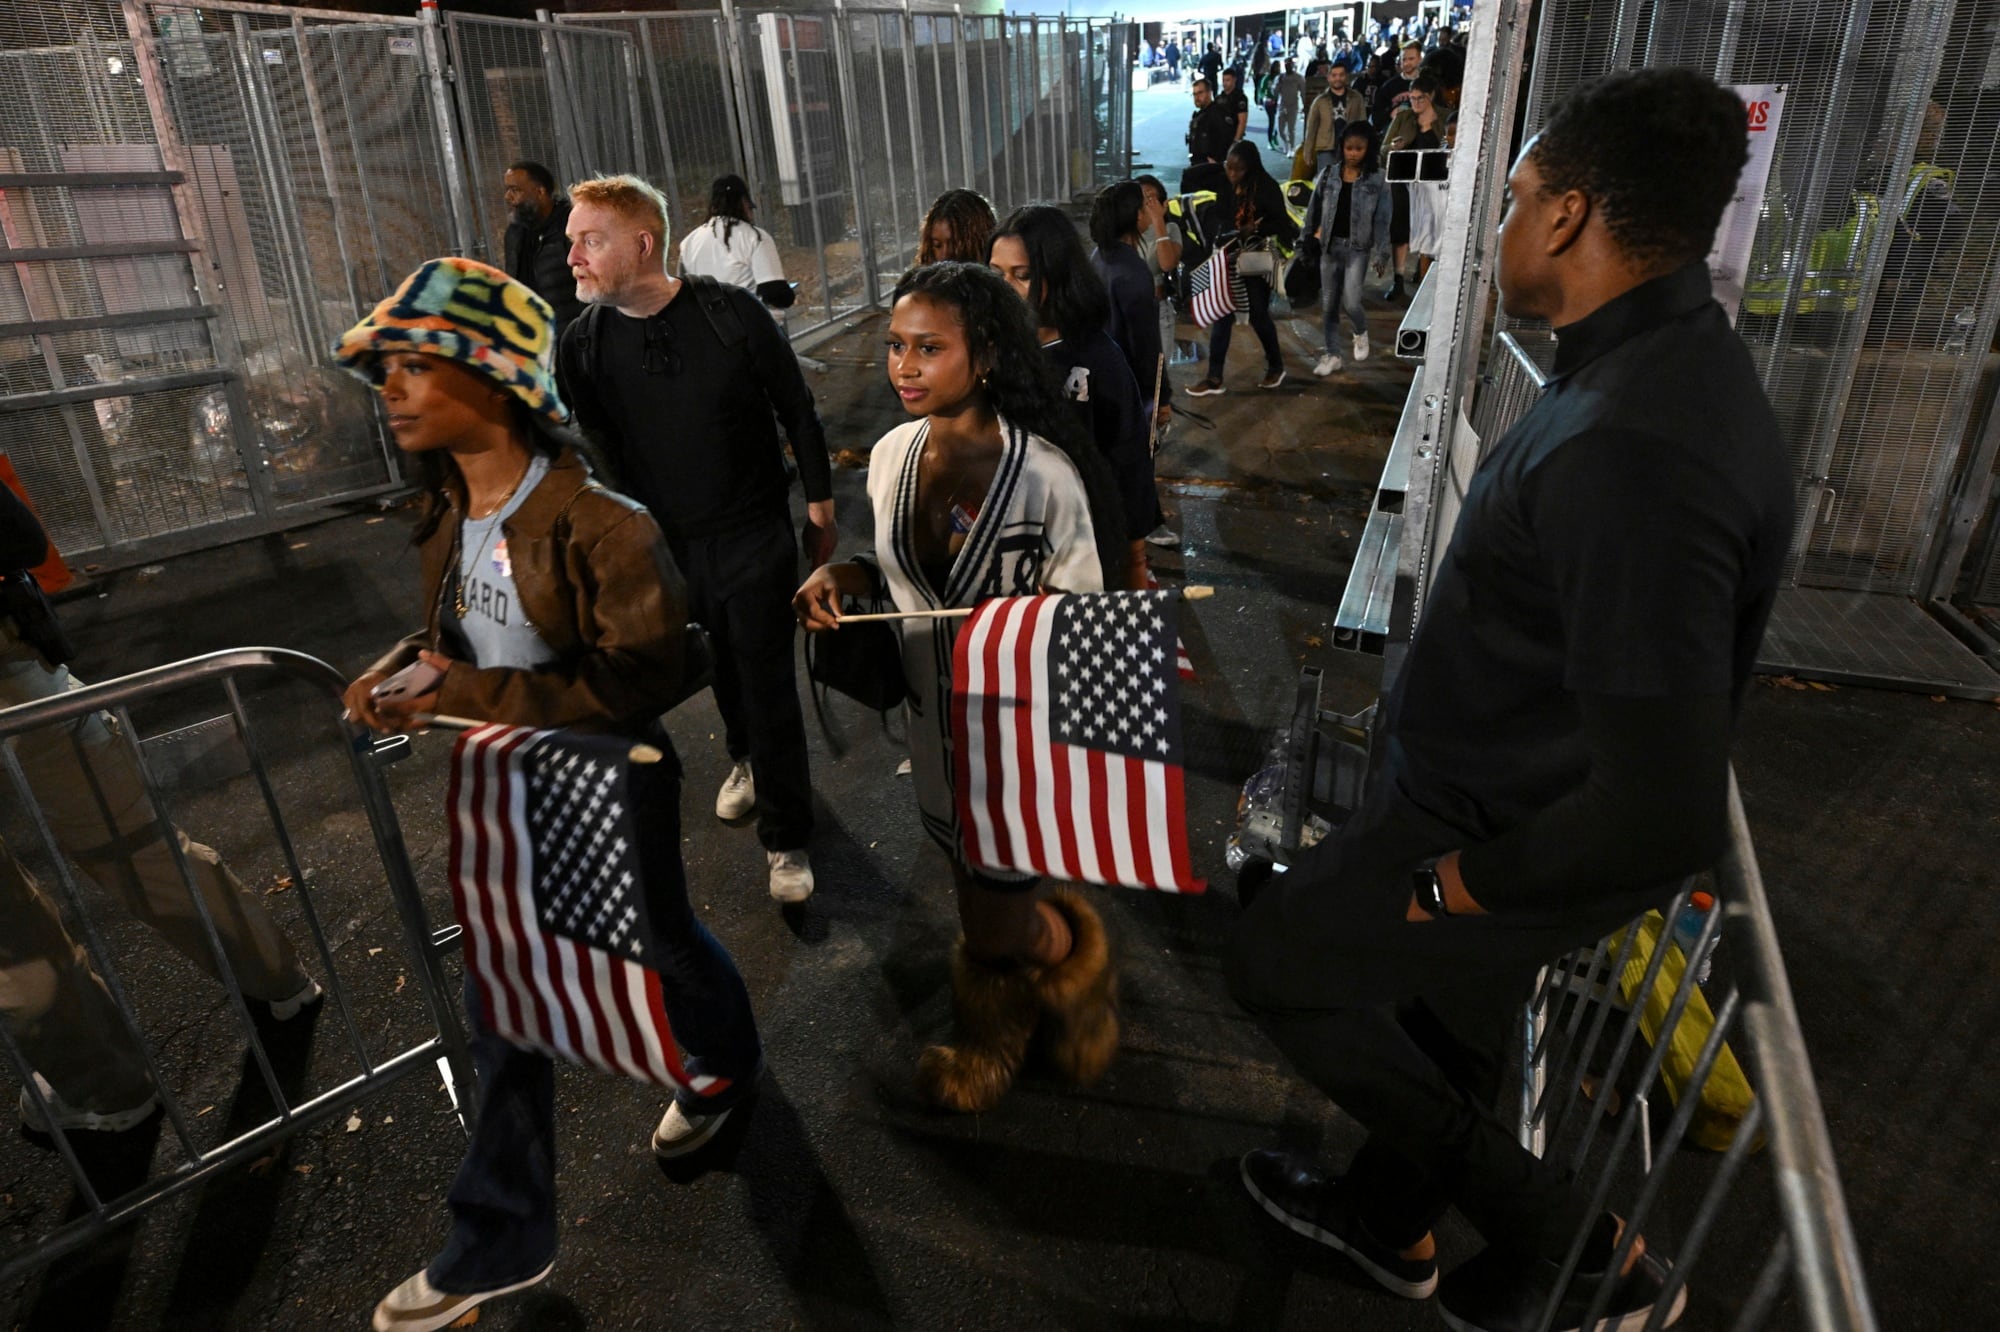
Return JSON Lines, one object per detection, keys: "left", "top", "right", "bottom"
{"left": 404, "top": 713, "right": 664, "bottom": 764}
{"left": 834, "top": 585, "right": 1213, "bottom": 624}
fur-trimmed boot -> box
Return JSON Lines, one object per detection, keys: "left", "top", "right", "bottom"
{"left": 917, "top": 945, "right": 1040, "bottom": 1113}
{"left": 1032, "top": 888, "right": 1119, "bottom": 1087}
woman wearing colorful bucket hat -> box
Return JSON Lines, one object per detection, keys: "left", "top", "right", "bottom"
{"left": 333, "top": 257, "right": 763, "bottom": 1332}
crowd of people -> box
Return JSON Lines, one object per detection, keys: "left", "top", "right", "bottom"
{"left": 0, "top": 53, "right": 1784, "bottom": 1332}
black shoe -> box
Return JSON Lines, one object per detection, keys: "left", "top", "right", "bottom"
{"left": 1238, "top": 1150, "right": 1439, "bottom": 1299}
{"left": 1437, "top": 1241, "right": 1687, "bottom": 1332}
{"left": 1382, "top": 277, "right": 1405, "bottom": 303}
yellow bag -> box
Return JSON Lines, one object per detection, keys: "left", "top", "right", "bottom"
{"left": 1291, "top": 142, "right": 1314, "bottom": 182}
{"left": 1607, "top": 910, "right": 1762, "bottom": 1153}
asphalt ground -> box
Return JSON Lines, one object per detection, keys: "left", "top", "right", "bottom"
{"left": 0, "top": 275, "right": 1995, "bottom": 1329}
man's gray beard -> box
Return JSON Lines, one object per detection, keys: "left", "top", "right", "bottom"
{"left": 510, "top": 201, "right": 540, "bottom": 228}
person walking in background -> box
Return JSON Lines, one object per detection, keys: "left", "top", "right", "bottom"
{"left": 558, "top": 175, "right": 832, "bottom": 906}
{"left": 1165, "top": 37, "right": 1181, "bottom": 81}
{"left": 1228, "top": 69, "right": 1783, "bottom": 1332}
{"left": 994, "top": 204, "right": 1155, "bottom": 590}
{"left": 677, "top": 174, "right": 794, "bottom": 311}
{"left": 1217, "top": 67, "right": 1252, "bottom": 144}
{"left": 1302, "top": 60, "right": 1370, "bottom": 180}
{"left": 793, "top": 263, "right": 1126, "bottom": 1116}
{"left": 501, "top": 162, "right": 582, "bottom": 336}
{"left": 1373, "top": 41, "right": 1423, "bottom": 130}
{"left": 0, "top": 486, "right": 321, "bottom": 1139}
{"left": 1385, "top": 73, "right": 1449, "bottom": 296}
{"left": 1304, "top": 121, "right": 1392, "bottom": 378}
{"left": 1188, "top": 143, "right": 1299, "bottom": 396}
{"left": 917, "top": 189, "right": 998, "bottom": 266}
{"left": 1276, "top": 60, "right": 1307, "bottom": 154}
{"left": 339, "top": 258, "right": 762, "bottom": 1331}
{"left": 1200, "top": 40, "right": 1222, "bottom": 89}
{"left": 1135, "top": 174, "right": 1184, "bottom": 482}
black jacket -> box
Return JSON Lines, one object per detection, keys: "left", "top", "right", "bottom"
{"left": 504, "top": 198, "right": 583, "bottom": 334}
{"left": 0, "top": 484, "right": 71, "bottom": 666}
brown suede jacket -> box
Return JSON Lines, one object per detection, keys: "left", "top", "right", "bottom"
{"left": 368, "top": 448, "right": 687, "bottom": 733}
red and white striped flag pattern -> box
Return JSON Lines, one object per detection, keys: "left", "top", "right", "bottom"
{"left": 447, "top": 724, "right": 729, "bottom": 1095}
{"left": 1187, "top": 247, "right": 1236, "bottom": 328}
{"left": 951, "top": 591, "right": 1205, "bottom": 893}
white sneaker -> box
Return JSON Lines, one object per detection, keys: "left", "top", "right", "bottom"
{"left": 1144, "top": 524, "right": 1181, "bottom": 548}
{"left": 1352, "top": 333, "right": 1371, "bottom": 363}
{"left": 714, "top": 762, "right": 755, "bottom": 821}
{"left": 1313, "top": 352, "right": 1343, "bottom": 377}
{"left": 652, "top": 1101, "right": 732, "bottom": 1159}
{"left": 767, "top": 848, "right": 814, "bottom": 904}
{"left": 19, "top": 1072, "right": 158, "bottom": 1135}
{"left": 269, "top": 975, "right": 323, "bottom": 1021}
{"left": 371, "top": 1263, "right": 554, "bottom": 1332}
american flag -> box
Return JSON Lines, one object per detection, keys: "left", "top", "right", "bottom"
{"left": 951, "top": 591, "right": 1205, "bottom": 893}
{"left": 1187, "top": 247, "right": 1235, "bottom": 328}
{"left": 447, "top": 724, "right": 730, "bottom": 1094}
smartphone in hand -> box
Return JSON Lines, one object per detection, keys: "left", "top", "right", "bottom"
{"left": 371, "top": 659, "right": 445, "bottom": 704}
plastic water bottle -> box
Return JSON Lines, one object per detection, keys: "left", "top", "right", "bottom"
{"left": 1669, "top": 891, "right": 1719, "bottom": 985}
{"left": 1944, "top": 308, "right": 1977, "bottom": 353}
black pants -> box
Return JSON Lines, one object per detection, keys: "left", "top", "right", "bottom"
{"left": 1208, "top": 274, "right": 1282, "bottom": 377}
{"left": 1227, "top": 786, "right": 1651, "bottom": 1260}
{"left": 670, "top": 513, "right": 814, "bottom": 851}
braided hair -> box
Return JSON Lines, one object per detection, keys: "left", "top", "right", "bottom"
{"left": 890, "top": 262, "right": 1129, "bottom": 589}
{"left": 706, "top": 174, "right": 754, "bottom": 245}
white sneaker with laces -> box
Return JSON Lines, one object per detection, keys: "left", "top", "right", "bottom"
{"left": 715, "top": 761, "right": 755, "bottom": 821}
{"left": 768, "top": 848, "right": 814, "bottom": 903}
{"left": 18, "top": 1072, "right": 158, "bottom": 1135}
{"left": 371, "top": 1263, "right": 554, "bottom": 1332}
{"left": 1313, "top": 353, "right": 1343, "bottom": 377}
{"left": 1352, "top": 333, "right": 1371, "bottom": 363}
{"left": 652, "top": 1101, "right": 733, "bottom": 1159}
{"left": 269, "top": 975, "right": 323, "bottom": 1022}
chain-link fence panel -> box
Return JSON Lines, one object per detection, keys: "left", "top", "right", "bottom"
{"left": 0, "top": 4, "right": 255, "bottom": 560}
{"left": 140, "top": 2, "right": 407, "bottom": 515}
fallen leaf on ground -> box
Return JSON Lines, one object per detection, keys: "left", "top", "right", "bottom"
{"left": 448, "top": 1309, "right": 479, "bottom": 1328}
{"left": 266, "top": 875, "right": 293, "bottom": 895}
{"left": 197, "top": 1105, "right": 215, "bottom": 1117}
{"left": 1807, "top": 681, "right": 1838, "bottom": 692}
{"left": 294, "top": 1164, "right": 314, "bottom": 1175}
{"left": 393, "top": 974, "right": 407, "bottom": 994}
{"left": 367, "top": 947, "right": 384, "bottom": 957}
{"left": 833, "top": 448, "right": 871, "bottom": 468}
{"left": 247, "top": 1153, "right": 278, "bottom": 1176}
{"left": 1305, "top": 635, "right": 1324, "bottom": 648}
{"left": 345, "top": 1112, "right": 362, "bottom": 1133}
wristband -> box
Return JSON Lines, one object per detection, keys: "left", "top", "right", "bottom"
{"left": 1411, "top": 863, "right": 1450, "bottom": 918}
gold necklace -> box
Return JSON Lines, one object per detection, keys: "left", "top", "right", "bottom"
{"left": 453, "top": 456, "right": 534, "bottom": 618}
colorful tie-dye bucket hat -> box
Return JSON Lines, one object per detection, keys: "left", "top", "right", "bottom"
{"left": 333, "top": 256, "right": 569, "bottom": 430}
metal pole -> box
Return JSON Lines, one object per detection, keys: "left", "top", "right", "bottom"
{"left": 926, "top": 14, "right": 950, "bottom": 198}
{"left": 534, "top": 9, "right": 581, "bottom": 184}
{"left": 420, "top": 7, "right": 480, "bottom": 257}
{"left": 830, "top": 1, "right": 880, "bottom": 308}
{"left": 290, "top": 16, "right": 365, "bottom": 323}
{"left": 713, "top": 9, "right": 754, "bottom": 201}
{"left": 634, "top": 20, "right": 683, "bottom": 237}
{"left": 1028, "top": 18, "right": 1044, "bottom": 201}
{"left": 953, "top": 6, "right": 975, "bottom": 194}
{"left": 781, "top": 17, "right": 836, "bottom": 323}
{"left": 996, "top": 18, "right": 1016, "bottom": 211}
{"left": 870, "top": 12, "right": 907, "bottom": 271}
{"left": 977, "top": 17, "right": 999, "bottom": 204}
{"left": 326, "top": 27, "right": 394, "bottom": 293}
{"left": 619, "top": 35, "right": 651, "bottom": 184}
{"left": 230, "top": 17, "right": 322, "bottom": 359}
{"left": 899, "top": 0, "right": 927, "bottom": 228}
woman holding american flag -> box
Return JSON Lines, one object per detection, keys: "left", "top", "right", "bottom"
{"left": 333, "top": 258, "right": 763, "bottom": 1332}
{"left": 792, "top": 262, "right": 1127, "bottom": 1114}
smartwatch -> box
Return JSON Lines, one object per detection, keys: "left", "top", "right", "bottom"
{"left": 1411, "top": 863, "right": 1450, "bottom": 918}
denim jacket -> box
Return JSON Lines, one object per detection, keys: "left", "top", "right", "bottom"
{"left": 1304, "top": 165, "right": 1393, "bottom": 258}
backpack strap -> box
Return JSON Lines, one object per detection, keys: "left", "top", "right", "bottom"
{"left": 680, "top": 273, "right": 749, "bottom": 350}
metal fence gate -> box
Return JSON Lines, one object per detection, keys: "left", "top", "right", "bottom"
{"left": 2, "top": 2, "right": 1139, "bottom": 571}
{"left": 1487, "top": 0, "right": 2000, "bottom": 696}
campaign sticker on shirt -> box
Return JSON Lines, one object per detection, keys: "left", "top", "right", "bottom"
{"left": 491, "top": 538, "right": 512, "bottom": 579}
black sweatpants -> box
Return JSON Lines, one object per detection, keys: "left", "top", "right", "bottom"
{"left": 670, "top": 513, "right": 814, "bottom": 852}
{"left": 1227, "top": 786, "right": 1658, "bottom": 1260}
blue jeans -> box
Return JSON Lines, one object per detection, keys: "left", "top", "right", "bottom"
{"left": 1208, "top": 274, "right": 1281, "bottom": 377}
{"left": 426, "top": 771, "right": 762, "bottom": 1293}
{"left": 1320, "top": 240, "right": 1368, "bottom": 351}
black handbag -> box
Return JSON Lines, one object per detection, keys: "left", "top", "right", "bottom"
{"left": 805, "top": 598, "right": 908, "bottom": 713}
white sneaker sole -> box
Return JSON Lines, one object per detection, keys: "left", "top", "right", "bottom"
{"left": 715, "top": 786, "right": 755, "bottom": 821}
{"left": 652, "top": 1105, "right": 732, "bottom": 1159}
{"left": 19, "top": 1089, "right": 159, "bottom": 1135}
{"left": 372, "top": 1262, "right": 554, "bottom": 1332}
{"left": 1240, "top": 1157, "right": 1437, "bottom": 1300}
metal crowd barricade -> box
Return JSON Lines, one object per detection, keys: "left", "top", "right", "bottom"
{"left": 1516, "top": 773, "right": 1877, "bottom": 1331}
{"left": 0, "top": 647, "right": 472, "bottom": 1284}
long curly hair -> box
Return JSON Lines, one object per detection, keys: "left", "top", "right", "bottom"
{"left": 890, "top": 262, "right": 1128, "bottom": 588}
{"left": 917, "top": 189, "right": 997, "bottom": 264}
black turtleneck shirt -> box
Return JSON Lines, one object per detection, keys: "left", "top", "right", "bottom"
{"left": 1381, "top": 261, "right": 1795, "bottom": 913}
